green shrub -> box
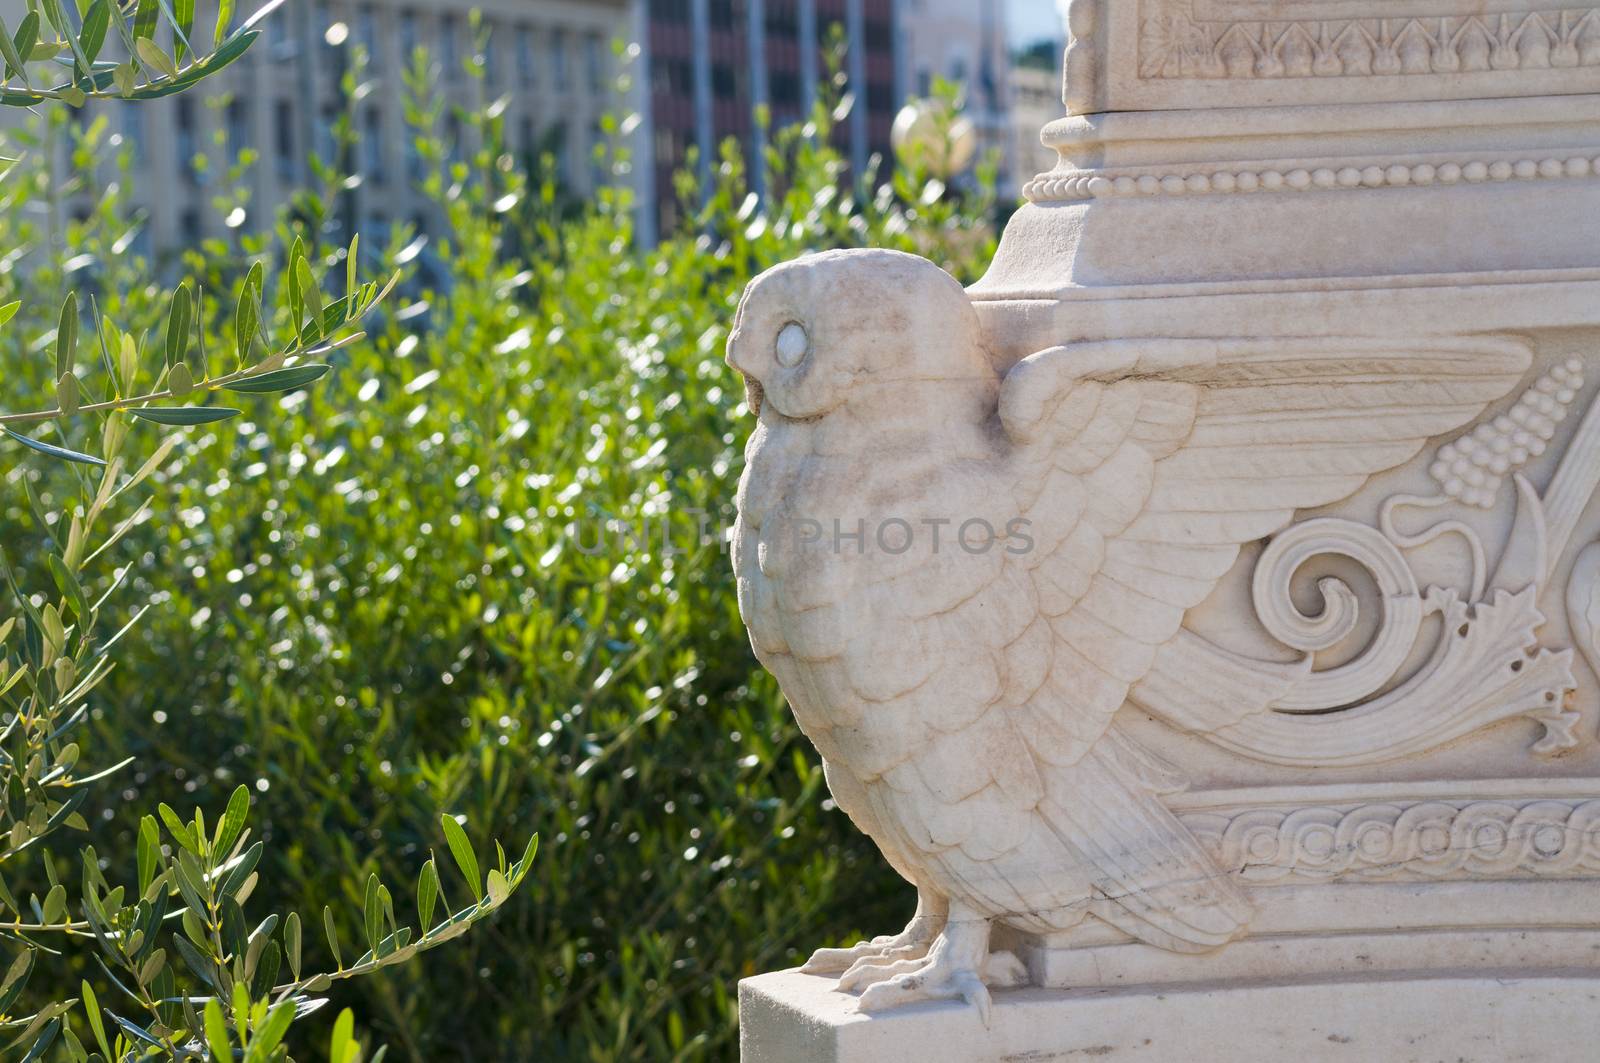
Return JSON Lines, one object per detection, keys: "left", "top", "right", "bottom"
{"left": 0, "top": 8, "right": 540, "bottom": 1060}
{"left": 4, "top": 38, "right": 1003, "bottom": 1060}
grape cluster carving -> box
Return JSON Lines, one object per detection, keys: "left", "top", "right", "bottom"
{"left": 1430, "top": 359, "right": 1586, "bottom": 509}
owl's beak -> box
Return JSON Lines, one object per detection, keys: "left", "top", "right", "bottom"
{"left": 741, "top": 374, "right": 764, "bottom": 418}
{"left": 726, "top": 331, "right": 763, "bottom": 417}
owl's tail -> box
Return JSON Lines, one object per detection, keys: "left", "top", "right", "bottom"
{"left": 1041, "top": 725, "right": 1252, "bottom": 953}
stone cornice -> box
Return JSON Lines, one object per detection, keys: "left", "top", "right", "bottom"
{"left": 1064, "top": 0, "right": 1600, "bottom": 112}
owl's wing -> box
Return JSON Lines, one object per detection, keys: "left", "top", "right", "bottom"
{"left": 964, "top": 336, "right": 1530, "bottom": 946}
{"left": 1000, "top": 335, "right": 1532, "bottom": 766}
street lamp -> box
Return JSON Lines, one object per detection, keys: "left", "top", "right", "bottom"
{"left": 890, "top": 97, "right": 978, "bottom": 181}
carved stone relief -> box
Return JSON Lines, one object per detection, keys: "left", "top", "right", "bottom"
{"left": 736, "top": 2, "right": 1600, "bottom": 1053}
{"left": 1138, "top": 0, "right": 1600, "bottom": 82}
{"left": 1062, "top": 0, "right": 1600, "bottom": 113}
{"left": 1185, "top": 796, "right": 1600, "bottom": 882}
{"left": 726, "top": 249, "right": 1600, "bottom": 1020}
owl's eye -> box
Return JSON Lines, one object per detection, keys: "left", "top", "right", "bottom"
{"left": 775, "top": 322, "right": 809, "bottom": 368}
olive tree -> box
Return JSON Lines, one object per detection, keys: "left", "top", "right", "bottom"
{"left": 0, "top": 4, "right": 531, "bottom": 1059}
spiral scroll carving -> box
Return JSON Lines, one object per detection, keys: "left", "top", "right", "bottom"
{"left": 1251, "top": 518, "right": 1426, "bottom": 712}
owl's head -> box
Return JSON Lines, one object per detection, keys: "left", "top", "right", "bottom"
{"left": 726, "top": 248, "right": 986, "bottom": 420}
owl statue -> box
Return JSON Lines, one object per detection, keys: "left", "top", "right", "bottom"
{"left": 726, "top": 248, "right": 1527, "bottom": 1018}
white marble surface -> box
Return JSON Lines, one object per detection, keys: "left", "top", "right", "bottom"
{"left": 741, "top": 969, "right": 1600, "bottom": 1063}
{"left": 728, "top": 0, "right": 1600, "bottom": 1056}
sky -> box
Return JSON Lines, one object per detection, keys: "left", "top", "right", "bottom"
{"left": 1008, "top": 0, "right": 1065, "bottom": 48}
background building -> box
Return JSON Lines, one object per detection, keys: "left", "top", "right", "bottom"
{"left": 896, "top": 0, "right": 1014, "bottom": 187}
{"left": 0, "top": 0, "right": 630, "bottom": 260}
{"left": 1010, "top": 38, "right": 1064, "bottom": 184}
{"left": 0, "top": 0, "right": 1064, "bottom": 254}
{"left": 637, "top": 0, "right": 901, "bottom": 238}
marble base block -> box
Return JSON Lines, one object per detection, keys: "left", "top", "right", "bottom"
{"left": 739, "top": 969, "right": 1600, "bottom": 1063}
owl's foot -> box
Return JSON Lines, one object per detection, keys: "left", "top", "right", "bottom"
{"left": 800, "top": 892, "right": 948, "bottom": 976}
{"left": 851, "top": 914, "right": 1026, "bottom": 1027}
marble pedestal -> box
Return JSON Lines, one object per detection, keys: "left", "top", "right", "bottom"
{"left": 740, "top": 969, "right": 1600, "bottom": 1063}
{"left": 727, "top": 0, "right": 1600, "bottom": 1058}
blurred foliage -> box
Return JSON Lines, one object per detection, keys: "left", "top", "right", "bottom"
{"left": 0, "top": 0, "right": 271, "bottom": 108}
{"left": 0, "top": 5, "right": 535, "bottom": 1060}
{"left": 2, "top": 22, "right": 1003, "bottom": 1062}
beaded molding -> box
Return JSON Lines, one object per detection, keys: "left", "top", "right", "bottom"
{"left": 1024, "top": 152, "right": 1600, "bottom": 202}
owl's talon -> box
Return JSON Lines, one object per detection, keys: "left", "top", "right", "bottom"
{"left": 856, "top": 965, "right": 996, "bottom": 1027}
{"left": 838, "top": 956, "right": 925, "bottom": 992}
{"left": 800, "top": 894, "right": 947, "bottom": 975}
{"left": 956, "top": 973, "right": 993, "bottom": 1028}
{"left": 802, "top": 938, "right": 931, "bottom": 977}
{"left": 851, "top": 912, "right": 1015, "bottom": 1026}
{"left": 984, "top": 950, "right": 1029, "bottom": 987}
{"left": 800, "top": 946, "right": 870, "bottom": 975}
{"left": 838, "top": 944, "right": 931, "bottom": 983}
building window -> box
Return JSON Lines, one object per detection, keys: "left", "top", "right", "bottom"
{"left": 399, "top": 10, "right": 419, "bottom": 62}
{"left": 180, "top": 208, "right": 202, "bottom": 246}
{"left": 363, "top": 108, "right": 384, "bottom": 184}
{"left": 357, "top": 6, "right": 379, "bottom": 70}
{"left": 589, "top": 118, "right": 605, "bottom": 186}
{"left": 440, "top": 15, "right": 459, "bottom": 79}
{"left": 585, "top": 33, "right": 604, "bottom": 93}
{"left": 176, "top": 96, "right": 198, "bottom": 184}
{"left": 517, "top": 27, "right": 535, "bottom": 86}
{"left": 269, "top": 6, "right": 293, "bottom": 58}
{"left": 549, "top": 30, "right": 567, "bottom": 91}
{"left": 549, "top": 120, "right": 568, "bottom": 183}
{"left": 445, "top": 112, "right": 464, "bottom": 164}
{"left": 405, "top": 124, "right": 423, "bottom": 182}
{"left": 766, "top": 2, "right": 797, "bottom": 35}
{"left": 274, "top": 99, "right": 295, "bottom": 181}
{"left": 771, "top": 72, "right": 799, "bottom": 106}
{"left": 226, "top": 98, "right": 250, "bottom": 161}
{"left": 482, "top": 27, "right": 498, "bottom": 84}
{"left": 316, "top": 103, "right": 338, "bottom": 163}
{"left": 659, "top": 58, "right": 692, "bottom": 95}
{"left": 121, "top": 103, "right": 144, "bottom": 165}
{"left": 316, "top": 1, "right": 338, "bottom": 63}
{"left": 520, "top": 115, "right": 535, "bottom": 156}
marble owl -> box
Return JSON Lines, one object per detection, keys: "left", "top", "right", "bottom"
{"left": 725, "top": 248, "right": 1528, "bottom": 1017}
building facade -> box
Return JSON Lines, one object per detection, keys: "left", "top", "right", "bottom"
{"left": 638, "top": 0, "right": 901, "bottom": 237}
{"left": 0, "top": 0, "right": 630, "bottom": 259}
{"left": 0, "top": 0, "right": 925, "bottom": 254}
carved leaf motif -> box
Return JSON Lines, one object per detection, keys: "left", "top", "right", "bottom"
{"left": 1198, "top": 587, "right": 1577, "bottom": 766}
{"left": 1136, "top": 0, "right": 1600, "bottom": 79}
{"left": 1565, "top": 543, "right": 1600, "bottom": 693}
